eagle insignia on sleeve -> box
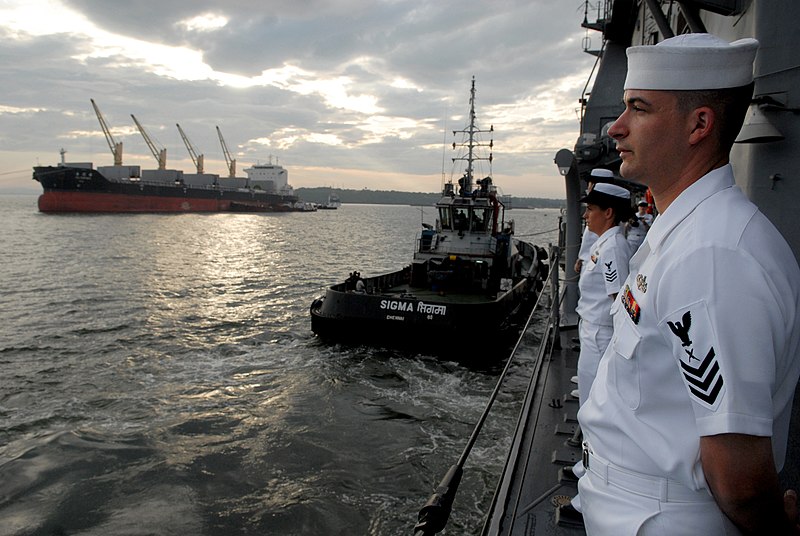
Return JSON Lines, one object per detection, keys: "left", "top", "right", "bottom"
{"left": 604, "top": 260, "right": 618, "bottom": 283}
{"left": 667, "top": 311, "right": 692, "bottom": 347}
{"left": 660, "top": 303, "right": 725, "bottom": 410}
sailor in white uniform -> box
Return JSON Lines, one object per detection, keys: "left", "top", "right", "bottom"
{"left": 576, "top": 226, "right": 599, "bottom": 277}
{"left": 625, "top": 200, "right": 653, "bottom": 251}
{"left": 575, "top": 182, "right": 633, "bottom": 405}
{"left": 572, "top": 170, "right": 609, "bottom": 395}
{"left": 577, "top": 34, "right": 800, "bottom": 535}
{"left": 575, "top": 169, "right": 613, "bottom": 277}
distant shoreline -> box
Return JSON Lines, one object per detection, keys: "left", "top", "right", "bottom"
{"left": 2, "top": 187, "right": 565, "bottom": 210}
{"left": 295, "top": 187, "right": 565, "bottom": 209}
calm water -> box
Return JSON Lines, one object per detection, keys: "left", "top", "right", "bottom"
{"left": 0, "top": 194, "right": 560, "bottom": 536}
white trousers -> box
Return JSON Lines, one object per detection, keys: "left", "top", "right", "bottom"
{"left": 577, "top": 319, "right": 612, "bottom": 405}
{"left": 577, "top": 452, "right": 741, "bottom": 536}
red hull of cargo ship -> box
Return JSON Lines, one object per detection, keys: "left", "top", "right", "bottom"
{"left": 37, "top": 191, "right": 292, "bottom": 213}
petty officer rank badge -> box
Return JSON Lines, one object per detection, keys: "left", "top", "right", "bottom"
{"left": 658, "top": 301, "right": 726, "bottom": 410}
{"left": 603, "top": 259, "right": 618, "bottom": 284}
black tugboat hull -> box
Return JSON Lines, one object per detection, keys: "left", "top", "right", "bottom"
{"left": 310, "top": 266, "right": 537, "bottom": 356}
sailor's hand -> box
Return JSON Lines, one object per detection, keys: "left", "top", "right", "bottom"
{"left": 784, "top": 489, "right": 800, "bottom": 534}
{"left": 574, "top": 259, "right": 582, "bottom": 274}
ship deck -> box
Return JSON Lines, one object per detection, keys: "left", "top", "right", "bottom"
{"left": 480, "top": 320, "right": 586, "bottom": 536}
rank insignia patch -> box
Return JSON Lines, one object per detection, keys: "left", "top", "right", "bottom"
{"left": 604, "top": 261, "right": 618, "bottom": 283}
{"left": 621, "top": 285, "right": 640, "bottom": 324}
{"left": 659, "top": 302, "right": 725, "bottom": 410}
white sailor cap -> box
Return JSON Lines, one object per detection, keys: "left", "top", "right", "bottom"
{"left": 624, "top": 33, "right": 759, "bottom": 91}
{"left": 590, "top": 168, "right": 614, "bottom": 180}
{"left": 581, "top": 182, "right": 631, "bottom": 206}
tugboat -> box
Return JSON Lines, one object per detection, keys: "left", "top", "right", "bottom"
{"left": 310, "top": 78, "right": 548, "bottom": 355}
{"left": 318, "top": 190, "right": 341, "bottom": 210}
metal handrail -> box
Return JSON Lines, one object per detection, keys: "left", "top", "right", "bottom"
{"left": 481, "top": 246, "right": 566, "bottom": 536}
{"left": 413, "top": 245, "right": 562, "bottom": 535}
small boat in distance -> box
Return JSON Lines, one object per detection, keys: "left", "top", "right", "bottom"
{"left": 310, "top": 78, "right": 548, "bottom": 357}
{"left": 318, "top": 191, "right": 341, "bottom": 210}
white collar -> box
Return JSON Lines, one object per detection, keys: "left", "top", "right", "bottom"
{"left": 646, "top": 164, "right": 735, "bottom": 251}
{"left": 593, "top": 223, "right": 623, "bottom": 248}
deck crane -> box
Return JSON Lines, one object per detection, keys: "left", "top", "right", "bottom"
{"left": 176, "top": 123, "right": 204, "bottom": 173}
{"left": 90, "top": 99, "right": 123, "bottom": 166}
{"left": 216, "top": 125, "right": 236, "bottom": 178}
{"left": 131, "top": 114, "right": 167, "bottom": 170}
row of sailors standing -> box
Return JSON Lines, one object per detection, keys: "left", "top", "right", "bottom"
{"left": 567, "top": 171, "right": 652, "bottom": 521}
{"left": 573, "top": 170, "right": 640, "bottom": 403}
{"left": 575, "top": 172, "right": 653, "bottom": 294}
{"left": 566, "top": 33, "right": 800, "bottom": 536}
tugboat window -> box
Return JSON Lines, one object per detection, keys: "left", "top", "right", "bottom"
{"left": 454, "top": 208, "right": 469, "bottom": 231}
{"left": 472, "top": 208, "right": 491, "bottom": 232}
{"left": 439, "top": 207, "right": 453, "bottom": 230}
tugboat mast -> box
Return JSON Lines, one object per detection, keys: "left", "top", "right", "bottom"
{"left": 451, "top": 76, "right": 493, "bottom": 196}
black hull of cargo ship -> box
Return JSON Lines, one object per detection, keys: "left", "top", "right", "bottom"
{"left": 33, "top": 166, "right": 298, "bottom": 213}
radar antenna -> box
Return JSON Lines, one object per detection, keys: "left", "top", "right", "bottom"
{"left": 451, "top": 77, "right": 493, "bottom": 195}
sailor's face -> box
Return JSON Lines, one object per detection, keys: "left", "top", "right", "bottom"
{"left": 584, "top": 203, "right": 610, "bottom": 235}
{"left": 608, "top": 90, "right": 688, "bottom": 187}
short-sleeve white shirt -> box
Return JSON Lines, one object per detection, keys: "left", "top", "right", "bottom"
{"left": 579, "top": 164, "right": 800, "bottom": 490}
{"left": 578, "top": 227, "right": 599, "bottom": 263}
{"left": 576, "top": 225, "right": 631, "bottom": 326}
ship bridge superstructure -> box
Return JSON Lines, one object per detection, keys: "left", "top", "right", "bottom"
{"left": 409, "top": 78, "right": 533, "bottom": 296}
{"left": 244, "top": 157, "right": 292, "bottom": 195}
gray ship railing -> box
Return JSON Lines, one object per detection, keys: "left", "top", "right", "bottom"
{"left": 413, "top": 242, "right": 563, "bottom": 536}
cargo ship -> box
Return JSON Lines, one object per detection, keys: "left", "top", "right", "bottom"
{"left": 33, "top": 100, "right": 302, "bottom": 214}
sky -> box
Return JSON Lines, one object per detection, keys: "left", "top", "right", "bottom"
{"left": 0, "top": 0, "right": 598, "bottom": 199}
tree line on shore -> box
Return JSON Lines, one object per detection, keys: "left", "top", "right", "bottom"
{"left": 296, "top": 187, "right": 564, "bottom": 209}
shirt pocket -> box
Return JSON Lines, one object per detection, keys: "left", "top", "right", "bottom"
{"left": 610, "top": 318, "right": 642, "bottom": 410}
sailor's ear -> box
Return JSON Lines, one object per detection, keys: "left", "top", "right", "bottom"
{"left": 688, "top": 106, "right": 715, "bottom": 146}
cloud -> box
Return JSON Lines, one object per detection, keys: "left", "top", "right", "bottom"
{"left": 0, "top": 0, "right": 594, "bottom": 198}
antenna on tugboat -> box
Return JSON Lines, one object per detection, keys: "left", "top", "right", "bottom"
{"left": 450, "top": 77, "right": 494, "bottom": 196}
{"left": 441, "top": 104, "right": 449, "bottom": 191}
